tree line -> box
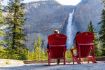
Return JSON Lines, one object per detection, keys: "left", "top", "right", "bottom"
{"left": 0, "top": 0, "right": 105, "bottom": 61}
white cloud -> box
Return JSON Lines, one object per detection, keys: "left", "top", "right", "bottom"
{"left": 2, "top": 0, "right": 81, "bottom": 6}
{"left": 24, "top": 0, "right": 81, "bottom": 5}
{"left": 23, "top": 0, "right": 46, "bottom": 3}
{"left": 56, "top": 0, "right": 81, "bottom": 5}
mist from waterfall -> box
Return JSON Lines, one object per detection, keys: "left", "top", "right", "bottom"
{"left": 66, "top": 10, "right": 77, "bottom": 49}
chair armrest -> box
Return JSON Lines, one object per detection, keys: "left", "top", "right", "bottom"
{"left": 70, "top": 48, "right": 76, "bottom": 56}
{"left": 78, "top": 43, "right": 94, "bottom": 46}
{"left": 45, "top": 48, "right": 49, "bottom": 53}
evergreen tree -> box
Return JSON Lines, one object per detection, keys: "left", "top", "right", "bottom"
{"left": 29, "top": 36, "right": 47, "bottom": 61}
{"left": 27, "top": 36, "right": 42, "bottom": 60}
{"left": 6, "top": 0, "right": 25, "bottom": 49}
{"left": 88, "top": 21, "right": 94, "bottom": 32}
{"left": 5, "top": 0, "right": 28, "bottom": 60}
{"left": 99, "top": 1, "right": 105, "bottom": 55}
{"left": 0, "top": 1, "right": 9, "bottom": 59}
{"left": 0, "top": 1, "right": 6, "bottom": 47}
{"left": 0, "top": 1, "right": 4, "bottom": 24}
{"left": 34, "top": 36, "right": 42, "bottom": 61}
{"left": 88, "top": 21, "right": 102, "bottom": 56}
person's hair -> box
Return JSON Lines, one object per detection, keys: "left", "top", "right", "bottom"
{"left": 54, "top": 30, "right": 60, "bottom": 34}
{"left": 76, "top": 32, "right": 80, "bottom": 35}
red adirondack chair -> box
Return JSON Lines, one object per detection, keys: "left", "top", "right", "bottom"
{"left": 71, "top": 32, "right": 96, "bottom": 64}
{"left": 47, "top": 34, "right": 67, "bottom": 65}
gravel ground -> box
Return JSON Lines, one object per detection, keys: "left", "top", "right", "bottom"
{"left": 0, "top": 62, "right": 105, "bottom": 70}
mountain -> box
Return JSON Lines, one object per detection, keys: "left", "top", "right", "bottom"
{"left": 25, "top": 0, "right": 104, "bottom": 50}
{"left": 24, "top": 0, "right": 74, "bottom": 50}
{"left": 73, "top": 0, "right": 103, "bottom": 32}
{"left": 2, "top": 0, "right": 104, "bottom": 50}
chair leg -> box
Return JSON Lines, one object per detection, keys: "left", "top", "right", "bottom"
{"left": 87, "top": 56, "right": 96, "bottom": 63}
{"left": 79, "top": 57, "right": 81, "bottom": 64}
{"left": 64, "top": 58, "right": 66, "bottom": 65}
{"left": 88, "top": 59, "right": 89, "bottom": 63}
{"left": 57, "top": 59, "right": 60, "bottom": 65}
{"left": 92, "top": 57, "right": 97, "bottom": 63}
{"left": 48, "top": 60, "right": 50, "bottom": 65}
{"left": 76, "top": 58, "right": 81, "bottom": 64}
{"left": 48, "top": 58, "right": 50, "bottom": 65}
{"left": 73, "top": 58, "right": 74, "bottom": 64}
{"left": 77, "top": 59, "right": 81, "bottom": 64}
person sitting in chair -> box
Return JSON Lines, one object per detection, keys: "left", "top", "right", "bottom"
{"left": 47, "top": 30, "right": 60, "bottom": 49}
{"left": 47, "top": 30, "right": 66, "bottom": 64}
{"left": 47, "top": 30, "right": 61, "bottom": 64}
{"left": 70, "top": 32, "right": 81, "bottom": 64}
{"left": 70, "top": 32, "right": 80, "bottom": 55}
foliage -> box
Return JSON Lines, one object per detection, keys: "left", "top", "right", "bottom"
{"left": 28, "top": 36, "right": 47, "bottom": 61}
{"left": 0, "top": 46, "right": 28, "bottom": 60}
{"left": 88, "top": 21, "right": 102, "bottom": 56}
{"left": 0, "top": 0, "right": 28, "bottom": 60}
{"left": 94, "top": 33, "right": 102, "bottom": 56}
{"left": 0, "top": 0, "right": 7, "bottom": 58}
{"left": 6, "top": 0, "right": 25, "bottom": 49}
{"left": 0, "top": 46, "right": 6, "bottom": 58}
{"left": 88, "top": 21, "right": 94, "bottom": 32}
{"left": 0, "top": 30, "right": 6, "bottom": 36}
{"left": 99, "top": 0, "right": 105, "bottom": 55}
{"left": 0, "top": 1, "right": 4, "bottom": 24}
{"left": 65, "top": 50, "right": 71, "bottom": 61}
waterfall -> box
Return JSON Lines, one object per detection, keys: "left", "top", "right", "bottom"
{"left": 66, "top": 10, "right": 76, "bottom": 49}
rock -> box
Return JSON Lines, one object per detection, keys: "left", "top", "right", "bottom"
{"left": 24, "top": 0, "right": 74, "bottom": 50}
{"left": 73, "top": 0, "right": 103, "bottom": 32}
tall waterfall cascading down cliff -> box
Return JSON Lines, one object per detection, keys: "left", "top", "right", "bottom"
{"left": 66, "top": 10, "right": 77, "bottom": 49}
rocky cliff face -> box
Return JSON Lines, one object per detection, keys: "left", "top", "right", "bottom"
{"left": 24, "top": 0, "right": 74, "bottom": 50}
{"left": 24, "top": 0, "right": 104, "bottom": 50}
{"left": 2, "top": 0, "right": 104, "bottom": 50}
{"left": 73, "top": 0, "right": 103, "bottom": 32}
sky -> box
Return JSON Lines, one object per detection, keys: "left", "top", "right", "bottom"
{"left": 2, "top": 0, "right": 81, "bottom": 6}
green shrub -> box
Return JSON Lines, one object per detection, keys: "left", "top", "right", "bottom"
{"left": 0, "top": 46, "right": 28, "bottom": 60}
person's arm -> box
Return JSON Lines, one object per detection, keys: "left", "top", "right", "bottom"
{"left": 47, "top": 44, "right": 49, "bottom": 49}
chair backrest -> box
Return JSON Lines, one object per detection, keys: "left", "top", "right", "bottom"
{"left": 48, "top": 34, "right": 67, "bottom": 45}
{"left": 48, "top": 34, "right": 67, "bottom": 58}
{"left": 76, "top": 32, "right": 94, "bottom": 44}
{"left": 76, "top": 32, "right": 94, "bottom": 58}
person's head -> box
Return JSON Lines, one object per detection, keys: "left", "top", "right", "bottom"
{"left": 75, "top": 32, "right": 80, "bottom": 37}
{"left": 76, "top": 31, "right": 80, "bottom": 35}
{"left": 54, "top": 30, "right": 60, "bottom": 34}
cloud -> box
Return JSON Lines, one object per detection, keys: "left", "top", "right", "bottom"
{"left": 2, "top": 0, "right": 81, "bottom": 6}
{"left": 55, "top": 0, "right": 81, "bottom": 5}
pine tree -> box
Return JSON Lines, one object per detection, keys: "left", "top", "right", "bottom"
{"left": 6, "top": 0, "right": 25, "bottom": 49}
{"left": 0, "top": 1, "right": 9, "bottom": 59}
{"left": 5, "top": 0, "right": 28, "bottom": 60}
{"left": 88, "top": 21, "right": 102, "bottom": 56}
{"left": 0, "top": 1, "right": 6, "bottom": 47}
{"left": 99, "top": 1, "right": 105, "bottom": 55}
{"left": 34, "top": 36, "right": 42, "bottom": 61}
{"left": 0, "top": 1, "right": 4, "bottom": 24}
{"left": 32, "top": 36, "right": 47, "bottom": 61}
{"left": 88, "top": 21, "right": 94, "bottom": 32}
